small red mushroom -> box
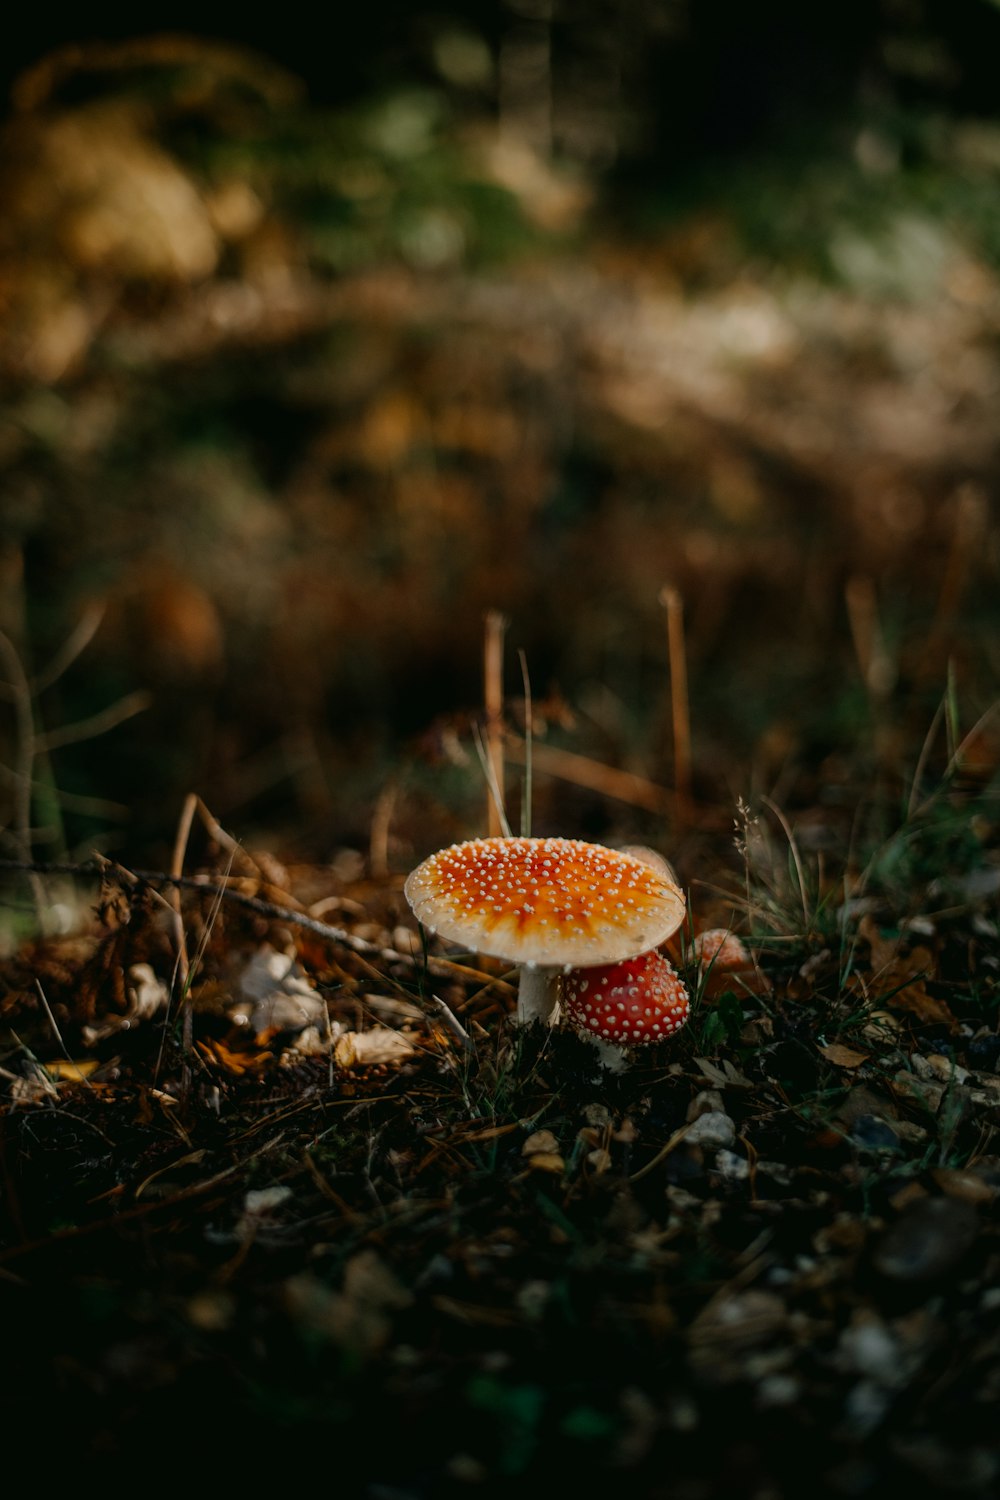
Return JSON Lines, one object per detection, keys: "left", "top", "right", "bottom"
{"left": 693, "top": 928, "right": 770, "bottom": 998}
{"left": 560, "top": 948, "right": 690, "bottom": 1070}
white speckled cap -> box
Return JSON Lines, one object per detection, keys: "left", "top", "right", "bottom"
{"left": 404, "top": 835, "right": 685, "bottom": 968}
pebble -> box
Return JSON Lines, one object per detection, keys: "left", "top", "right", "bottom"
{"left": 967, "top": 1031, "right": 1000, "bottom": 1070}
{"left": 893, "top": 1436, "right": 999, "bottom": 1490}
{"left": 850, "top": 1114, "right": 900, "bottom": 1151}
{"left": 684, "top": 1111, "right": 737, "bottom": 1150}
{"left": 931, "top": 1167, "right": 997, "bottom": 1203}
{"left": 838, "top": 1318, "right": 901, "bottom": 1385}
{"left": 714, "top": 1148, "right": 750, "bottom": 1182}
{"left": 843, "top": 1377, "right": 890, "bottom": 1437}
{"left": 686, "top": 1088, "right": 725, "bottom": 1122}
{"left": 872, "top": 1197, "right": 978, "bottom": 1282}
{"left": 756, "top": 1373, "right": 801, "bottom": 1408}
{"left": 924, "top": 1052, "right": 970, "bottom": 1085}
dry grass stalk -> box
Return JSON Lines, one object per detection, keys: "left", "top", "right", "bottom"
{"left": 369, "top": 779, "right": 398, "bottom": 880}
{"left": 483, "top": 611, "right": 508, "bottom": 836}
{"left": 505, "top": 736, "right": 671, "bottom": 813}
{"left": 845, "top": 574, "right": 894, "bottom": 705}
{"left": 932, "top": 483, "right": 987, "bottom": 640}
{"left": 660, "top": 584, "right": 692, "bottom": 823}
{"left": 0, "top": 629, "right": 46, "bottom": 921}
{"left": 169, "top": 793, "right": 197, "bottom": 994}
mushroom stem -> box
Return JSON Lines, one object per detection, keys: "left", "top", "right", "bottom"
{"left": 515, "top": 966, "right": 559, "bottom": 1026}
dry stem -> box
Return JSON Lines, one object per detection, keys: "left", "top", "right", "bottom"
{"left": 483, "top": 610, "right": 508, "bottom": 836}
{"left": 660, "top": 584, "right": 692, "bottom": 824}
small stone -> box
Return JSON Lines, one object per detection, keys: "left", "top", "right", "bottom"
{"left": 244, "top": 1185, "right": 293, "bottom": 1216}
{"left": 684, "top": 1111, "right": 736, "bottom": 1149}
{"left": 888, "top": 1179, "right": 928, "bottom": 1212}
{"left": 931, "top": 1167, "right": 997, "bottom": 1204}
{"left": 893, "top": 1436, "right": 998, "bottom": 1490}
{"left": 843, "top": 1378, "right": 890, "bottom": 1437}
{"left": 872, "top": 1197, "right": 978, "bottom": 1282}
{"left": 686, "top": 1089, "right": 725, "bottom": 1122}
{"left": 756, "top": 1373, "right": 801, "bottom": 1408}
{"left": 924, "top": 1052, "right": 970, "bottom": 1085}
{"left": 838, "top": 1317, "right": 901, "bottom": 1384}
{"left": 967, "top": 1031, "right": 1000, "bottom": 1071}
{"left": 714, "top": 1148, "right": 750, "bottom": 1183}
{"left": 850, "top": 1114, "right": 900, "bottom": 1151}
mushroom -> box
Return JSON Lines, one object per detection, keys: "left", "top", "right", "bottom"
{"left": 560, "top": 948, "right": 690, "bottom": 1072}
{"left": 693, "top": 927, "right": 771, "bottom": 998}
{"left": 404, "top": 836, "right": 685, "bottom": 1025}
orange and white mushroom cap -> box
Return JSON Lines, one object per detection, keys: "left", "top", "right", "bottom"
{"left": 404, "top": 836, "right": 685, "bottom": 969}
{"left": 561, "top": 949, "right": 690, "bottom": 1046}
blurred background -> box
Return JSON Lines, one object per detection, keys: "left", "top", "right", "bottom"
{"left": 2, "top": 0, "right": 1000, "bottom": 881}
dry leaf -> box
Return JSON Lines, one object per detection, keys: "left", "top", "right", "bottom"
{"left": 43, "top": 1057, "right": 100, "bottom": 1081}
{"left": 232, "top": 944, "right": 327, "bottom": 1037}
{"left": 126, "top": 963, "right": 169, "bottom": 1020}
{"left": 522, "top": 1129, "right": 560, "bottom": 1157}
{"left": 856, "top": 915, "right": 957, "bottom": 1030}
{"left": 525, "top": 1151, "right": 565, "bottom": 1174}
{"left": 335, "top": 1028, "right": 416, "bottom": 1067}
{"left": 285, "top": 1251, "right": 412, "bottom": 1359}
{"left": 819, "top": 1042, "right": 871, "bottom": 1069}
{"left": 196, "top": 1037, "right": 274, "bottom": 1076}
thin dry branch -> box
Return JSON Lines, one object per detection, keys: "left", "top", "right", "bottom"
{"left": 660, "top": 584, "right": 692, "bottom": 823}
{"left": 0, "top": 858, "right": 508, "bottom": 989}
{"left": 505, "top": 736, "right": 672, "bottom": 814}
{"left": 483, "top": 610, "right": 507, "bottom": 837}
{"left": 0, "top": 630, "right": 45, "bottom": 917}
{"left": 37, "top": 690, "right": 151, "bottom": 753}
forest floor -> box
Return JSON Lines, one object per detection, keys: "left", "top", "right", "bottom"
{"left": 1, "top": 754, "right": 999, "bottom": 1498}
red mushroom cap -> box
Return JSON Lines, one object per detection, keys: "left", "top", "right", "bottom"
{"left": 693, "top": 929, "right": 752, "bottom": 970}
{"left": 693, "top": 927, "right": 770, "bottom": 998}
{"left": 404, "top": 836, "right": 685, "bottom": 969}
{"left": 560, "top": 949, "right": 690, "bottom": 1046}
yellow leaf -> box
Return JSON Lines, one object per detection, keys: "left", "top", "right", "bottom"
{"left": 525, "top": 1151, "right": 565, "bottom": 1174}
{"left": 44, "top": 1058, "right": 100, "bottom": 1081}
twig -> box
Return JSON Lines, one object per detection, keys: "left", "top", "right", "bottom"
{"left": 505, "top": 736, "right": 671, "bottom": 813}
{"left": 170, "top": 795, "right": 197, "bottom": 994}
{"left": 30, "top": 603, "right": 106, "bottom": 695}
{"left": 0, "top": 630, "right": 45, "bottom": 919}
{"left": 35, "top": 691, "right": 151, "bottom": 753}
{"left": 431, "top": 994, "right": 474, "bottom": 1053}
{"left": 517, "top": 648, "right": 533, "bottom": 837}
{"left": 844, "top": 574, "right": 895, "bottom": 706}
{"left": 629, "top": 1120, "right": 694, "bottom": 1183}
{"left": 759, "top": 794, "right": 810, "bottom": 930}
{"left": 931, "top": 483, "right": 986, "bottom": 641}
{"left": 660, "top": 584, "right": 692, "bottom": 824}
{"left": 483, "top": 610, "right": 507, "bottom": 837}
{"left": 34, "top": 978, "right": 95, "bottom": 1091}
{"left": 369, "top": 778, "right": 397, "bottom": 880}
{"left": 0, "top": 763, "right": 128, "bottom": 819}
{"left": 0, "top": 858, "right": 508, "bottom": 987}
{"left": 907, "top": 698, "right": 946, "bottom": 820}
{"left": 472, "top": 723, "right": 512, "bottom": 838}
